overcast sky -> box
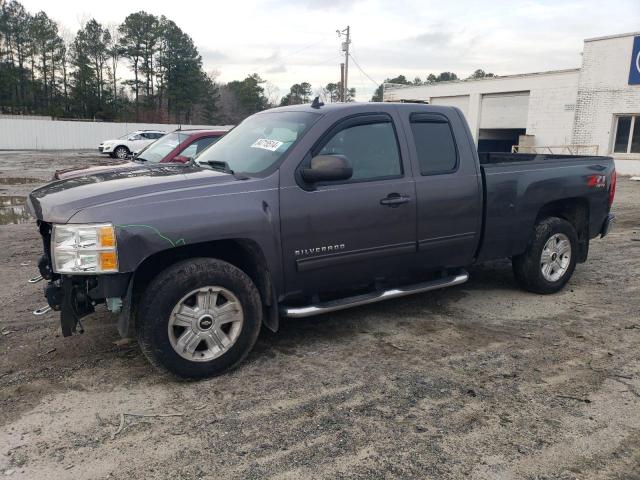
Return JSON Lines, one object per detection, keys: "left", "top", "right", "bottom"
{"left": 19, "top": 0, "right": 640, "bottom": 101}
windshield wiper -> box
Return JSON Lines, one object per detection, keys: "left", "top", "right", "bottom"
{"left": 207, "top": 160, "right": 233, "bottom": 173}
{"left": 204, "top": 160, "right": 250, "bottom": 180}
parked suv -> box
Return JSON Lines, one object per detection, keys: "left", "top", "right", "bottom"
{"left": 57, "top": 130, "right": 227, "bottom": 180}
{"left": 99, "top": 130, "right": 166, "bottom": 158}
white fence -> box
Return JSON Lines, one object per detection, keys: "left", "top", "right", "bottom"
{"left": 0, "top": 117, "right": 233, "bottom": 150}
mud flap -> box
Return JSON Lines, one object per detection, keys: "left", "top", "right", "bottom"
{"left": 600, "top": 213, "right": 615, "bottom": 238}
{"left": 117, "top": 277, "right": 134, "bottom": 338}
{"left": 59, "top": 278, "right": 94, "bottom": 337}
{"left": 262, "top": 284, "right": 279, "bottom": 333}
{"left": 60, "top": 280, "right": 78, "bottom": 337}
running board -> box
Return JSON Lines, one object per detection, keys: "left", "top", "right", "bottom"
{"left": 282, "top": 270, "right": 469, "bottom": 318}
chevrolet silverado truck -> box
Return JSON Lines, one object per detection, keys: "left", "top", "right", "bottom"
{"left": 27, "top": 102, "right": 616, "bottom": 378}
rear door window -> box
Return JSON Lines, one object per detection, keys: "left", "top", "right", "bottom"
{"left": 410, "top": 116, "right": 458, "bottom": 175}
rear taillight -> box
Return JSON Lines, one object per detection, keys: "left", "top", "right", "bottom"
{"left": 608, "top": 169, "right": 616, "bottom": 207}
{"left": 587, "top": 175, "right": 605, "bottom": 187}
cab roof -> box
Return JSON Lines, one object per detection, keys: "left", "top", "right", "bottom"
{"left": 261, "top": 101, "right": 435, "bottom": 115}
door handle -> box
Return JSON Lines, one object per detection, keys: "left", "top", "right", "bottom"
{"left": 380, "top": 193, "right": 410, "bottom": 207}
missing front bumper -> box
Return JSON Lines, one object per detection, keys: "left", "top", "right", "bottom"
{"left": 38, "top": 272, "right": 132, "bottom": 336}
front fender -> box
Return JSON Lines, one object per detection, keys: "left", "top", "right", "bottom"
{"left": 67, "top": 174, "right": 284, "bottom": 292}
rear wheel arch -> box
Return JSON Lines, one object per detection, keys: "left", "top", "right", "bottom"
{"left": 534, "top": 197, "right": 590, "bottom": 262}
{"left": 513, "top": 216, "right": 578, "bottom": 294}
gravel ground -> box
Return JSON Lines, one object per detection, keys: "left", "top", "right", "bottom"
{"left": 0, "top": 151, "right": 639, "bottom": 480}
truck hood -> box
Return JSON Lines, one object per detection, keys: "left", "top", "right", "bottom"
{"left": 54, "top": 160, "right": 137, "bottom": 180}
{"left": 28, "top": 164, "right": 232, "bottom": 223}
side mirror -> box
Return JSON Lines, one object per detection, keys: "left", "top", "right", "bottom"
{"left": 173, "top": 155, "right": 191, "bottom": 164}
{"left": 300, "top": 155, "right": 353, "bottom": 183}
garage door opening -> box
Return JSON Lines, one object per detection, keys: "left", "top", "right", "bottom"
{"left": 478, "top": 128, "right": 526, "bottom": 153}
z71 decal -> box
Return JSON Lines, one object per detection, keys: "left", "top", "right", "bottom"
{"left": 587, "top": 174, "right": 606, "bottom": 188}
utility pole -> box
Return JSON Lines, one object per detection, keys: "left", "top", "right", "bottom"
{"left": 337, "top": 26, "right": 350, "bottom": 102}
{"left": 340, "top": 63, "right": 345, "bottom": 102}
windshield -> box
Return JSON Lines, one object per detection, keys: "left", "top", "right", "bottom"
{"left": 118, "top": 132, "right": 134, "bottom": 140}
{"left": 137, "top": 132, "right": 192, "bottom": 163}
{"left": 195, "top": 111, "right": 319, "bottom": 174}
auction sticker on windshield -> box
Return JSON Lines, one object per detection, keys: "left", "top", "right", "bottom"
{"left": 251, "top": 138, "right": 283, "bottom": 152}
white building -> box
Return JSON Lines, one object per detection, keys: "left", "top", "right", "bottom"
{"left": 383, "top": 32, "right": 640, "bottom": 174}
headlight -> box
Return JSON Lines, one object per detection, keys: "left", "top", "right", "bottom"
{"left": 52, "top": 223, "right": 118, "bottom": 274}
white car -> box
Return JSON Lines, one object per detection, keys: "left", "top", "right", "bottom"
{"left": 98, "top": 130, "right": 166, "bottom": 159}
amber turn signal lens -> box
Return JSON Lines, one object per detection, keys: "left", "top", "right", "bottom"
{"left": 99, "top": 226, "right": 116, "bottom": 248}
{"left": 99, "top": 251, "right": 118, "bottom": 271}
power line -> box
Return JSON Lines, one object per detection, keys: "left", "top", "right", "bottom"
{"left": 355, "top": 59, "right": 365, "bottom": 93}
{"left": 307, "top": 54, "right": 344, "bottom": 67}
{"left": 348, "top": 53, "right": 380, "bottom": 87}
{"left": 277, "top": 35, "right": 332, "bottom": 64}
{"left": 254, "top": 35, "right": 334, "bottom": 77}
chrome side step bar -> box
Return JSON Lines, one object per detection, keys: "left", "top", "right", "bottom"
{"left": 33, "top": 305, "right": 51, "bottom": 315}
{"left": 282, "top": 270, "right": 469, "bottom": 318}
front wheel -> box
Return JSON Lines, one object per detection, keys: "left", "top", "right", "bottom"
{"left": 512, "top": 217, "right": 578, "bottom": 294}
{"left": 136, "top": 258, "right": 262, "bottom": 378}
{"left": 113, "top": 146, "right": 130, "bottom": 159}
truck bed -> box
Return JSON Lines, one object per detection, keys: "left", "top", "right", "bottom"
{"left": 476, "top": 153, "right": 615, "bottom": 262}
{"left": 478, "top": 152, "right": 599, "bottom": 165}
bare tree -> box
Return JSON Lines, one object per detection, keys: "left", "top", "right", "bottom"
{"left": 264, "top": 81, "right": 280, "bottom": 107}
{"left": 106, "top": 22, "right": 121, "bottom": 111}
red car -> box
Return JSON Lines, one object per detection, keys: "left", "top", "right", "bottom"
{"left": 54, "top": 129, "right": 228, "bottom": 180}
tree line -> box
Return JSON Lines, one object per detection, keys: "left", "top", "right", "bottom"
{"left": 370, "top": 70, "right": 495, "bottom": 101}
{"left": 0, "top": 0, "right": 358, "bottom": 125}
{"left": 1, "top": 0, "right": 495, "bottom": 124}
{"left": 0, "top": 1, "right": 278, "bottom": 124}
{"left": 279, "top": 81, "right": 355, "bottom": 105}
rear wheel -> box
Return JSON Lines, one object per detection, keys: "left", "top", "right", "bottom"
{"left": 136, "top": 258, "right": 262, "bottom": 378}
{"left": 113, "top": 146, "right": 129, "bottom": 159}
{"left": 512, "top": 217, "right": 578, "bottom": 294}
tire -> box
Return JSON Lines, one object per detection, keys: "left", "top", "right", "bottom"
{"left": 114, "top": 146, "right": 129, "bottom": 159}
{"left": 512, "top": 216, "right": 578, "bottom": 294}
{"left": 136, "top": 258, "right": 263, "bottom": 379}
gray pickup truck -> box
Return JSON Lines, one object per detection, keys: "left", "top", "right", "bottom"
{"left": 28, "top": 102, "right": 616, "bottom": 378}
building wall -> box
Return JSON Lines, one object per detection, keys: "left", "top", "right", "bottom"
{"left": 0, "top": 118, "right": 232, "bottom": 150}
{"left": 383, "top": 69, "right": 580, "bottom": 146}
{"left": 572, "top": 32, "right": 640, "bottom": 160}
{"left": 526, "top": 79, "right": 578, "bottom": 147}
{"left": 430, "top": 95, "right": 470, "bottom": 118}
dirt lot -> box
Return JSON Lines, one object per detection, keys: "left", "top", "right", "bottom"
{"left": 0, "top": 151, "right": 639, "bottom": 479}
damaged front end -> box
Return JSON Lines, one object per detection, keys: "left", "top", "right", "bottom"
{"left": 34, "top": 221, "right": 132, "bottom": 337}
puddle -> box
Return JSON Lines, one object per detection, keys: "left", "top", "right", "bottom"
{"left": 0, "top": 196, "right": 32, "bottom": 225}
{"left": 0, "top": 177, "right": 42, "bottom": 185}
